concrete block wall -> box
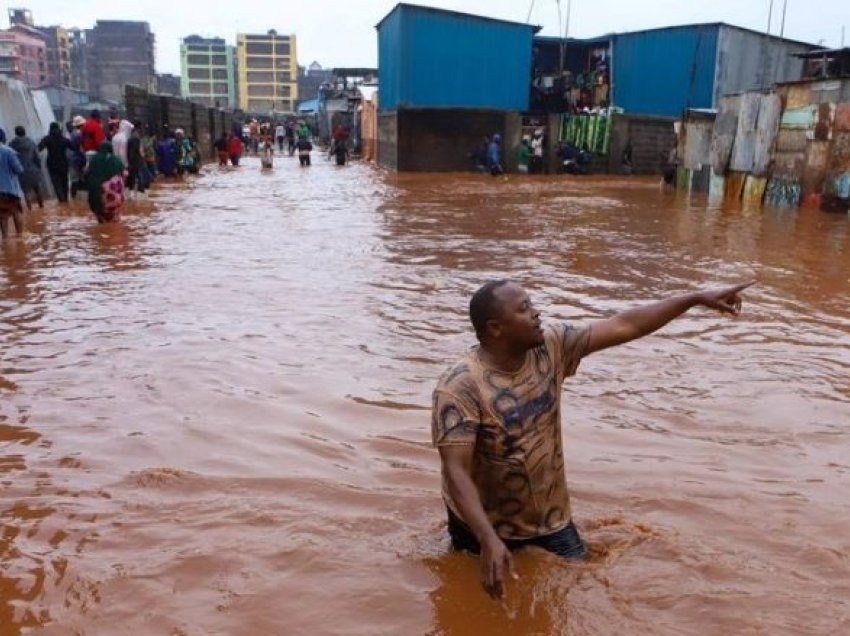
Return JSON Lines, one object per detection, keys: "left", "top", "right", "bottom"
{"left": 609, "top": 114, "right": 677, "bottom": 174}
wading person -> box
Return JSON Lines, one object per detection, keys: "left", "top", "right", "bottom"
{"left": 84, "top": 142, "right": 125, "bottom": 223}
{"left": 9, "top": 126, "right": 43, "bottom": 209}
{"left": 38, "top": 122, "right": 72, "bottom": 203}
{"left": 0, "top": 128, "right": 25, "bottom": 238}
{"left": 296, "top": 136, "right": 313, "bottom": 167}
{"left": 433, "top": 279, "right": 752, "bottom": 599}
{"left": 487, "top": 134, "right": 503, "bottom": 176}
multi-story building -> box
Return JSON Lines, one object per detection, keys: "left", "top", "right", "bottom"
{"left": 157, "top": 73, "right": 182, "bottom": 97}
{"left": 7, "top": 8, "right": 33, "bottom": 28}
{"left": 67, "top": 28, "right": 88, "bottom": 92}
{"left": 236, "top": 30, "right": 298, "bottom": 113}
{"left": 87, "top": 20, "right": 155, "bottom": 103}
{"left": 0, "top": 26, "right": 47, "bottom": 87}
{"left": 37, "top": 25, "right": 71, "bottom": 86}
{"left": 297, "top": 61, "right": 334, "bottom": 103}
{"left": 180, "top": 35, "right": 235, "bottom": 108}
{"left": 8, "top": 9, "right": 72, "bottom": 88}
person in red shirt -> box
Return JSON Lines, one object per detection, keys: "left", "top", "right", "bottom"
{"left": 80, "top": 110, "right": 106, "bottom": 154}
{"left": 227, "top": 133, "right": 244, "bottom": 167}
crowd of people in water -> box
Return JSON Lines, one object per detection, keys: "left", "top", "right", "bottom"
{"left": 470, "top": 129, "right": 593, "bottom": 177}
{"left": 0, "top": 109, "right": 355, "bottom": 237}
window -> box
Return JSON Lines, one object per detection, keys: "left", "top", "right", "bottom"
{"left": 188, "top": 68, "right": 209, "bottom": 80}
{"left": 246, "top": 42, "right": 272, "bottom": 55}
{"left": 247, "top": 71, "right": 274, "bottom": 83}
{"left": 211, "top": 54, "right": 226, "bottom": 65}
{"left": 278, "top": 71, "right": 291, "bottom": 82}
{"left": 248, "top": 84, "right": 274, "bottom": 97}
{"left": 212, "top": 68, "right": 228, "bottom": 80}
{"left": 189, "top": 81, "right": 212, "bottom": 93}
{"left": 279, "top": 85, "right": 291, "bottom": 97}
{"left": 187, "top": 54, "right": 209, "bottom": 65}
{"left": 274, "top": 43, "right": 289, "bottom": 55}
{"left": 213, "top": 82, "right": 229, "bottom": 94}
{"left": 246, "top": 56, "right": 273, "bottom": 69}
{"left": 248, "top": 99, "right": 273, "bottom": 111}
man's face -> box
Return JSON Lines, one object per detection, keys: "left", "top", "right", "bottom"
{"left": 489, "top": 283, "right": 544, "bottom": 350}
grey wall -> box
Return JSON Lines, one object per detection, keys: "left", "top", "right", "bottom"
{"left": 608, "top": 114, "right": 677, "bottom": 175}
{"left": 377, "top": 112, "right": 398, "bottom": 170}
{"left": 714, "top": 26, "right": 813, "bottom": 104}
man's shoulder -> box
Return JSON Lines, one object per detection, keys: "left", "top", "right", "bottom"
{"left": 434, "top": 351, "right": 479, "bottom": 396}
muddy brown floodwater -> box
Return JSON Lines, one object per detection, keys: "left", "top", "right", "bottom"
{"left": 1, "top": 156, "right": 849, "bottom": 636}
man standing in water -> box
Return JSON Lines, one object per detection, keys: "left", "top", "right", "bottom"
{"left": 433, "top": 279, "right": 751, "bottom": 599}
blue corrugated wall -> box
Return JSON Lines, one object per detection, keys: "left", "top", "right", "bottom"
{"left": 612, "top": 25, "right": 719, "bottom": 117}
{"left": 378, "top": 8, "right": 404, "bottom": 114}
{"left": 378, "top": 5, "right": 534, "bottom": 111}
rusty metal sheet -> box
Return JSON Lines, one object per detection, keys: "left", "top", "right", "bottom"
{"left": 710, "top": 95, "right": 740, "bottom": 173}
{"left": 801, "top": 141, "right": 830, "bottom": 196}
{"left": 775, "top": 129, "right": 808, "bottom": 152}
{"left": 786, "top": 85, "right": 811, "bottom": 109}
{"left": 743, "top": 175, "right": 767, "bottom": 206}
{"left": 730, "top": 92, "right": 760, "bottom": 172}
{"left": 708, "top": 171, "right": 725, "bottom": 203}
{"left": 835, "top": 103, "right": 850, "bottom": 133}
{"left": 781, "top": 104, "right": 818, "bottom": 128}
{"left": 683, "top": 120, "right": 714, "bottom": 170}
{"left": 771, "top": 151, "right": 806, "bottom": 178}
{"left": 814, "top": 103, "right": 836, "bottom": 141}
{"left": 725, "top": 170, "right": 747, "bottom": 202}
{"left": 810, "top": 80, "right": 842, "bottom": 105}
{"left": 753, "top": 94, "right": 782, "bottom": 177}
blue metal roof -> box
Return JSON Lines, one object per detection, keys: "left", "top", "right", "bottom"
{"left": 377, "top": 4, "right": 535, "bottom": 111}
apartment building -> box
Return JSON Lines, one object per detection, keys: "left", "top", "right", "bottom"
{"left": 180, "top": 35, "right": 235, "bottom": 108}
{"left": 236, "top": 30, "right": 298, "bottom": 113}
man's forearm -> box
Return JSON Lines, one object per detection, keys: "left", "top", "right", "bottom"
{"left": 615, "top": 292, "right": 700, "bottom": 339}
{"left": 593, "top": 292, "right": 701, "bottom": 351}
{"left": 445, "top": 465, "right": 501, "bottom": 545}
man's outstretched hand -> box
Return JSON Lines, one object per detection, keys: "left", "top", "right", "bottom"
{"left": 480, "top": 535, "right": 518, "bottom": 599}
{"left": 695, "top": 281, "right": 755, "bottom": 316}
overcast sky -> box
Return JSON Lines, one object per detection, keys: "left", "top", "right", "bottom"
{"left": 13, "top": 0, "right": 848, "bottom": 75}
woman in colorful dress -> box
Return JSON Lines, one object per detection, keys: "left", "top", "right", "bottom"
{"left": 85, "top": 142, "right": 126, "bottom": 223}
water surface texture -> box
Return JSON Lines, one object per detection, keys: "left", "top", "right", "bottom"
{"left": 1, "top": 159, "right": 849, "bottom": 635}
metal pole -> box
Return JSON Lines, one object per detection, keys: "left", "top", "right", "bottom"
{"left": 563, "top": 0, "right": 572, "bottom": 70}
{"left": 556, "top": 0, "right": 564, "bottom": 74}
{"left": 526, "top": 0, "right": 536, "bottom": 23}
{"left": 773, "top": 0, "right": 789, "bottom": 84}
{"left": 762, "top": 0, "right": 775, "bottom": 89}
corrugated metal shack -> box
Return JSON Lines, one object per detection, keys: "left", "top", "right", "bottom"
{"left": 376, "top": 3, "right": 536, "bottom": 171}
{"left": 676, "top": 75, "right": 850, "bottom": 213}
{"left": 612, "top": 23, "right": 815, "bottom": 117}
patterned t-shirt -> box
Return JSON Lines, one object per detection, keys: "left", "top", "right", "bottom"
{"left": 432, "top": 323, "right": 591, "bottom": 540}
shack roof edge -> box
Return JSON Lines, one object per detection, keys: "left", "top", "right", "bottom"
{"left": 606, "top": 22, "right": 819, "bottom": 48}
{"left": 375, "top": 3, "right": 540, "bottom": 33}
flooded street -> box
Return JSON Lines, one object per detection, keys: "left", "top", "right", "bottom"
{"left": 1, "top": 156, "right": 849, "bottom": 635}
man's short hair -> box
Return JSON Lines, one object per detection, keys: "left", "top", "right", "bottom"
{"left": 14, "top": 126, "right": 25, "bottom": 137}
{"left": 469, "top": 280, "right": 511, "bottom": 341}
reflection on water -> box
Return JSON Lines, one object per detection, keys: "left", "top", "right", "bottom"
{"left": 1, "top": 159, "right": 849, "bottom": 635}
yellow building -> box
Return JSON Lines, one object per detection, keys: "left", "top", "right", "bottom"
{"left": 236, "top": 30, "right": 298, "bottom": 113}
